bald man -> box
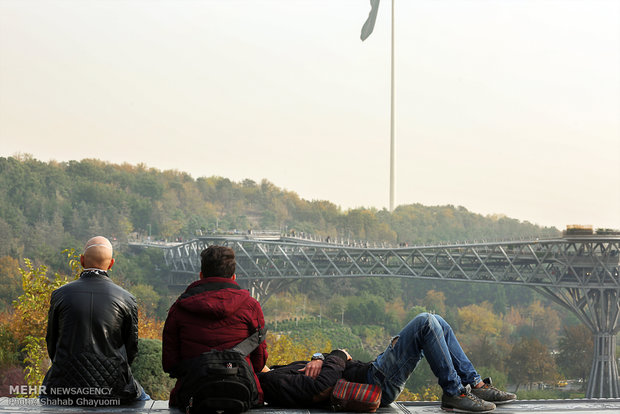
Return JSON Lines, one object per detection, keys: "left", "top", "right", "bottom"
{"left": 41, "top": 236, "right": 149, "bottom": 406}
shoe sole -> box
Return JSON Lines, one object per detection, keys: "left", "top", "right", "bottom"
{"left": 441, "top": 407, "right": 495, "bottom": 413}
{"left": 492, "top": 398, "right": 516, "bottom": 405}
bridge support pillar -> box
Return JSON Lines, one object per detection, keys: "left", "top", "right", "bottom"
{"left": 588, "top": 332, "right": 619, "bottom": 398}
{"left": 535, "top": 287, "right": 620, "bottom": 398}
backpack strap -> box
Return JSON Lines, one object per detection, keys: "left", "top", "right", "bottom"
{"left": 169, "top": 326, "right": 267, "bottom": 378}
{"left": 231, "top": 326, "right": 268, "bottom": 357}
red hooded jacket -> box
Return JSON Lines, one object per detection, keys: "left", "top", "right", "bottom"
{"left": 162, "top": 277, "right": 268, "bottom": 406}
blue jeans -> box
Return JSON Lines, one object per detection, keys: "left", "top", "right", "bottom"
{"left": 367, "top": 313, "right": 481, "bottom": 405}
{"left": 138, "top": 387, "right": 151, "bottom": 401}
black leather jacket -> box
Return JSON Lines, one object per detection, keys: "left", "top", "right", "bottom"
{"left": 42, "top": 270, "right": 141, "bottom": 403}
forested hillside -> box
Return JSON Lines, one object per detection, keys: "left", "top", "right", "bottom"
{"left": 2, "top": 155, "right": 590, "bottom": 399}
{"left": 0, "top": 155, "right": 564, "bottom": 312}
{"left": 0, "top": 155, "right": 558, "bottom": 266}
{"left": 0, "top": 155, "right": 560, "bottom": 312}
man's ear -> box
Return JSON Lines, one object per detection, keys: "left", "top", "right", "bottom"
{"left": 232, "top": 274, "right": 236, "bottom": 281}
{"left": 107, "top": 258, "right": 115, "bottom": 270}
{"left": 199, "top": 271, "right": 204, "bottom": 279}
{"left": 80, "top": 255, "right": 85, "bottom": 268}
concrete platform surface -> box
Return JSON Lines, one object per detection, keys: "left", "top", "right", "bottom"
{"left": 1, "top": 398, "right": 620, "bottom": 414}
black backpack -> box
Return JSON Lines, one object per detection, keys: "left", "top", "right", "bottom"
{"left": 173, "top": 282, "right": 267, "bottom": 414}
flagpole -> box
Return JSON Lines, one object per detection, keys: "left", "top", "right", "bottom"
{"left": 360, "top": 0, "right": 395, "bottom": 211}
{"left": 389, "top": 0, "right": 395, "bottom": 212}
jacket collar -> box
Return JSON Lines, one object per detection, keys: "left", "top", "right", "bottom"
{"left": 80, "top": 269, "right": 109, "bottom": 279}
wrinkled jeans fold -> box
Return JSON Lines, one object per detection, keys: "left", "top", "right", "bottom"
{"left": 368, "top": 313, "right": 480, "bottom": 405}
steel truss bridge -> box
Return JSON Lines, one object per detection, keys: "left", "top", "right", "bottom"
{"left": 159, "top": 234, "right": 620, "bottom": 399}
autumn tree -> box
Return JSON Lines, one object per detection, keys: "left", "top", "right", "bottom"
{"left": 397, "top": 384, "right": 441, "bottom": 402}
{"left": 132, "top": 283, "right": 166, "bottom": 340}
{"left": 507, "top": 337, "right": 558, "bottom": 391}
{"left": 8, "top": 249, "right": 80, "bottom": 396}
{"left": 265, "top": 333, "right": 308, "bottom": 366}
{"left": 12, "top": 259, "right": 69, "bottom": 395}
{"left": 385, "top": 296, "right": 407, "bottom": 326}
{"left": 0, "top": 313, "right": 19, "bottom": 368}
{"left": 422, "top": 290, "right": 446, "bottom": 316}
{"left": 396, "top": 388, "right": 421, "bottom": 401}
{"left": 137, "top": 308, "right": 165, "bottom": 340}
{"left": 456, "top": 302, "right": 502, "bottom": 369}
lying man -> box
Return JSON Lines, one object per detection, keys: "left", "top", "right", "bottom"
{"left": 298, "top": 313, "right": 516, "bottom": 413}
{"left": 258, "top": 349, "right": 352, "bottom": 408}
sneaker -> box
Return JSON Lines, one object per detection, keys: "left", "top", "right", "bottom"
{"left": 441, "top": 385, "right": 496, "bottom": 413}
{"left": 471, "top": 377, "right": 517, "bottom": 404}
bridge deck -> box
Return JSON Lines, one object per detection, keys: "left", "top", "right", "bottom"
{"left": 2, "top": 399, "right": 620, "bottom": 413}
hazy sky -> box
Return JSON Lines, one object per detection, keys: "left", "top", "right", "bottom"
{"left": 1, "top": 0, "right": 619, "bottom": 230}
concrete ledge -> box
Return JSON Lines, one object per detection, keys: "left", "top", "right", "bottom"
{"left": 1, "top": 398, "right": 620, "bottom": 413}
{"left": 0, "top": 399, "right": 406, "bottom": 414}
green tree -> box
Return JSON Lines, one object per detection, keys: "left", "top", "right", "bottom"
{"left": 345, "top": 294, "right": 386, "bottom": 326}
{"left": 130, "top": 284, "right": 161, "bottom": 317}
{"left": 527, "top": 301, "right": 561, "bottom": 348}
{"left": 556, "top": 324, "right": 593, "bottom": 381}
{"left": 0, "top": 320, "right": 19, "bottom": 368}
{"left": 326, "top": 295, "right": 347, "bottom": 324}
{"left": 0, "top": 256, "right": 22, "bottom": 311}
{"left": 406, "top": 305, "right": 429, "bottom": 322}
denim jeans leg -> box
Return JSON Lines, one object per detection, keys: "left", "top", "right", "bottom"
{"left": 368, "top": 313, "right": 463, "bottom": 405}
{"left": 137, "top": 388, "right": 151, "bottom": 401}
{"left": 433, "top": 314, "right": 481, "bottom": 387}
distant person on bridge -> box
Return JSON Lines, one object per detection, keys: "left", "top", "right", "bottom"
{"left": 294, "top": 313, "right": 516, "bottom": 413}
{"left": 162, "top": 245, "right": 268, "bottom": 408}
{"left": 41, "top": 236, "right": 149, "bottom": 405}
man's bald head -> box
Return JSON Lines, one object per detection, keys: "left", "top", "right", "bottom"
{"left": 81, "top": 236, "right": 115, "bottom": 270}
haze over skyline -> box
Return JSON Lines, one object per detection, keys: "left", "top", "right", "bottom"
{"left": 1, "top": 1, "right": 619, "bottom": 231}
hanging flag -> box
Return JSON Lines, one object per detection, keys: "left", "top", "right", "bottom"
{"left": 360, "top": 0, "right": 380, "bottom": 41}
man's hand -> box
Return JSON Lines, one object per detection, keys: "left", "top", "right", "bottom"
{"left": 339, "top": 349, "right": 352, "bottom": 361}
{"left": 298, "top": 359, "right": 323, "bottom": 379}
{"left": 261, "top": 365, "right": 271, "bottom": 372}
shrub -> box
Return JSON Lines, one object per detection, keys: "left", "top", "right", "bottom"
{"left": 0, "top": 321, "right": 20, "bottom": 368}
{"left": 131, "top": 338, "right": 174, "bottom": 400}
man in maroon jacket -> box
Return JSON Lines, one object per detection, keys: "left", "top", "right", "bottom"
{"left": 162, "top": 245, "right": 268, "bottom": 407}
